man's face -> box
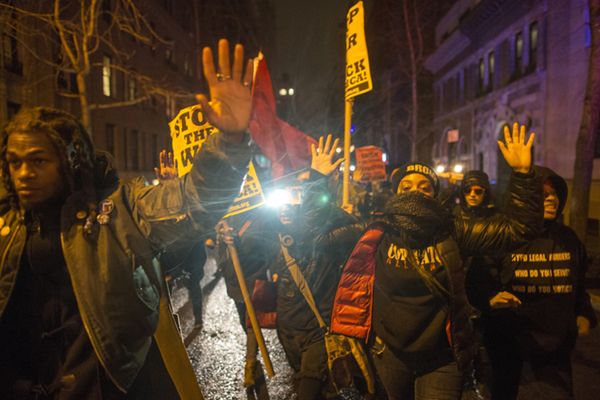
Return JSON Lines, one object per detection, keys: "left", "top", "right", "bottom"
{"left": 543, "top": 181, "right": 559, "bottom": 220}
{"left": 397, "top": 173, "right": 434, "bottom": 198}
{"left": 6, "top": 131, "right": 64, "bottom": 210}
{"left": 279, "top": 204, "right": 298, "bottom": 226}
{"left": 463, "top": 185, "right": 486, "bottom": 207}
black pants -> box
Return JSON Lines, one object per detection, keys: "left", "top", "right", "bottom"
{"left": 276, "top": 323, "right": 332, "bottom": 400}
{"left": 484, "top": 326, "right": 573, "bottom": 400}
{"left": 370, "top": 342, "right": 463, "bottom": 400}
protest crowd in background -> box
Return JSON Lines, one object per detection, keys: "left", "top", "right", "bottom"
{"left": 0, "top": 7, "right": 597, "bottom": 398}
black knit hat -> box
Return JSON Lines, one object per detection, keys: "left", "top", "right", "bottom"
{"left": 460, "top": 170, "right": 491, "bottom": 206}
{"left": 461, "top": 170, "right": 490, "bottom": 193}
{"left": 390, "top": 162, "right": 440, "bottom": 197}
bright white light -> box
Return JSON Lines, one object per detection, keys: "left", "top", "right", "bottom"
{"left": 453, "top": 164, "right": 463, "bottom": 173}
{"left": 288, "top": 88, "right": 295, "bottom": 95}
{"left": 435, "top": 165, "right": 446, "bottom": 174}
{"left": 152, "top": 179, "right": 160, "bottom": 186}
{"left": 350, "top": 145, "right": 355, "bottom": 152}
{"left": 266, "top": 189, "right": 291, "bottom": 208}
{"left": 336, "top": 147, "right": 342, "bottom": 153}
{"left": 382, "top": 153, "right": 387, "bottom": 163}
{"left": 279, "top": 88, "right": 287, "bottom": 96}
{"left": 349, "top": 165, "right": 356, "bottom": 171}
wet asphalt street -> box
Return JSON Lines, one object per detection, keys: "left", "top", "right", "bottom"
{"left": 170, "top": 255, "right": 296, "bottom": 400}
{"left": 171, "top": 255, "right": 600, "bottom": 400}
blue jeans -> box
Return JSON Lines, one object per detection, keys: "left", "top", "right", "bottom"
{"left": 371, "top": 343, "right": 463, "bottom": 400}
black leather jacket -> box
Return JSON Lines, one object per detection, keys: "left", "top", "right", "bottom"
{"left": 0, "top": 134, "right": 250, "bottom": 391}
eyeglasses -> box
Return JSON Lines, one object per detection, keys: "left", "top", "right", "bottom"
{"left": 463, "top": 187, "right": 484, "bottom": 196}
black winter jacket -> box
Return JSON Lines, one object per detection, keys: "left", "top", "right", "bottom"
{"left": 275, "top": 171, "right": 365, "bottom": 344}
{"left": 0, "top": 134, "right": 250, "bottom": 391}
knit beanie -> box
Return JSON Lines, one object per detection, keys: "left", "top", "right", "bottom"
{"left": 460, "top": 170, "right": 492, "bottom": 208}
{"left": 461, "top": 170, "right": 490, "bottom": 192}
{"left": 390, "top": 162, "right": 440, "bottom": 197}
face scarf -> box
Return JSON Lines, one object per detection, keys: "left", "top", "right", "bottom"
{"left": 382, "top": 191, "right": 453, "bottom": 249}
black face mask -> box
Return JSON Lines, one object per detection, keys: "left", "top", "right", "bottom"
{"left": 384, "top": 192, "right": 453, "bottom": 247}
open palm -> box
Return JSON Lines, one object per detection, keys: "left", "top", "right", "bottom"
{"left": 497, "top": 122, "right": 535, "bottom": 173}
{"left": 311, "top": 135, "right": 343, "bottom": 176}
{"left": 196, "top": 39, "right": 253, "bottom": 135}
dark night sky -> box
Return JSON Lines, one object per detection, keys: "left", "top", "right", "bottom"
{"left": 266, "top": 0, "right": 361, "bottom": 137}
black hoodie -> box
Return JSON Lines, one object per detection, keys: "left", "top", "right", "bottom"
{"left": 480, "top": 167, "right": 597, "bottom": 355}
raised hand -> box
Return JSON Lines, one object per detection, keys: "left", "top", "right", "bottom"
{"left": 311, "top": 134, "right": 343, "bottom": 176}
{"left": 497, "top": 122, "right": 535, "bottom": 173}
{"left": 154, "top": 150, "right": 177, "bottom": 181}
{"left": 196, "top": 39, "right": 253, "bottom": 140}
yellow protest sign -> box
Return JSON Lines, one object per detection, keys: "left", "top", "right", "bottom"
{"left": 169, "top": 105, "right": 219, "bottom": 177}
{"left": 224, "top": 161, "right": 265, "bottom": 218}
{"left": 345, "top": 1, "right": 372, "bottom": 99}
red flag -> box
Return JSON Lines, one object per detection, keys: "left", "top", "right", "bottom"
{"left": 249, "top": 55, "right": 317, "bottom": 178}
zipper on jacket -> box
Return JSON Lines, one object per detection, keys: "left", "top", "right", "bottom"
{"left": 60, "top": 231, "right": 127, "bottom": 393}
{"left": 0, "top": 224, "right": 23, "bottom": 318}
{"left": 147, "top": 213, "right": 187, "bottom": 223}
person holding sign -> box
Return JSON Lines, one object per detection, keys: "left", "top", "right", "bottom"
{"left": 330, "top": 123, "right": 543, "bottom": 400}
{"left": 0, "top": 39, "right": 252, "bottom": 399}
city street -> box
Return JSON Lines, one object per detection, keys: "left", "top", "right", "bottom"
{"left": 170, "top": 255, "right": 295, "bottom": 400}
{"left": 171, "top": 256, "right": 600, "bottom": 400}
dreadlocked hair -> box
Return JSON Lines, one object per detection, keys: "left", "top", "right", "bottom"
{"left": 1, "top": 107, "right": 97, "bottom": 209}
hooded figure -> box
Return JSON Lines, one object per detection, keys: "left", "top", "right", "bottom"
{"left": 468, "top": 166, "right": 597, "bottom": 400}
{"left": 0, "top": 107, "right": 250, "bottom": 399}
{"left": 458, "top": 170, "right": 494, "bottom": 219}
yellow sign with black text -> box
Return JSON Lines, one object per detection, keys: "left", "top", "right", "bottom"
{"left": 224, "top": 161, "right": 265, "bottom": 218}
{"left": 345, "top": 1, "right": 372, "bottom": 99}
{"left": 169, "top": 105, "right": 219, "bottom": 177}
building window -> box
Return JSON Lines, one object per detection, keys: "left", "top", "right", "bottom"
{"left": 163, "top": 0, "right": 173, "bottom": 14}
{"left": 529, "top": 22, "right": 539, "bottom": 70}
{"left": 478, "top": 58, "right": 485, "bottom": 94}
{"left": 165, "top": 46, "right": 173, "bottom": 64}
{"left": 456, "top": 72, "right": 463, "bottom": 105}
{"left": 140, "top": 133, "right": 147, "bottom": 170}
{"left": 165, "top": 96, "right": 177, "bottom": 119}
{"left": 595, "top": 121, "right": 600, "bottom": 158}
{"left": 105, "top": 124, "right": 115, "bottom": 156}
{"left": 102, "top": 0, "right": 112, "bottom": 23}
{"left": 488, "top": 51, "right": 495, "bottom": 90}
{"left": 515, "top": 31, "right": 524, "bottom": 77}
{"left": 2, "top": 31, "right": 22, "bottom": 75}
{"left": 183, "top": 56, "right": 191, "bottom": 76}
{"left": 122, "top": 127, "right": 128, "bottom": 169}
{"left": 57, "top": 71, "right": 77, "bottom": 93}
{"left": 151, "top": 134, "right": 159, "bottom": 168}
{"left": 126, "top": 76, "right": 136, "bottom": 101}
{"left": 130, "top": 130, "right": 139, "bottom": 170}
{"left": 102, "top": 55, "right": 114, "bottom": 97}
{"left": 7, "top": 101, "right": 21, "bottom": 119}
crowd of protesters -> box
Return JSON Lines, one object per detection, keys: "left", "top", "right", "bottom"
{"left": 0, "top": 38, "right": 597, "bottom": 400}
